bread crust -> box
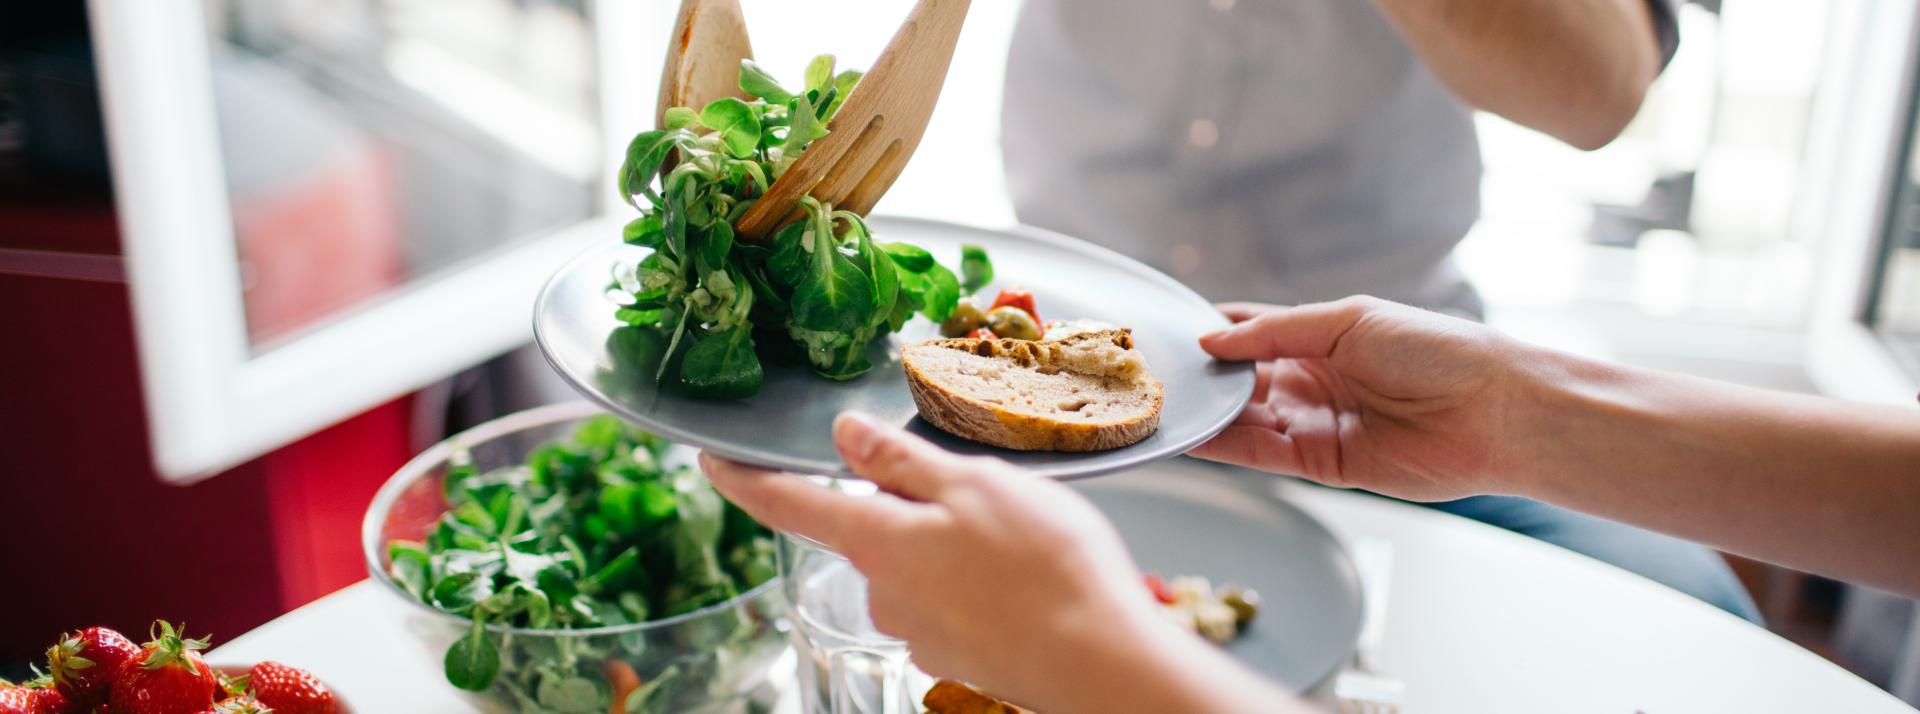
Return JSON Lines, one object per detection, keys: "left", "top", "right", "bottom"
{"left": 902, "top": 330, "right": 1163, "bottom": 452}
{"left": 922, "top": 679, "right": 1033, "bottom": 714}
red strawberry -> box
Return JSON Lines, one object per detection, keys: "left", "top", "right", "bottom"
{"left": 246, "top": 662, "right": 334, "bottom": 714}
{"left": 47, "top": 626, "right": 140, "bottom": 709}
{"left": 0, "top": 686, "right": 36, "bottom": 714}
{"left": 196, "top": 696, "right": 272, "bottom": 714}
{"left": 0, "top": 681, "right": 72, "bottom": 714}
{"left": 28, "top": 687, "right": 70, "bottom": 714}
{"left": 107, "top": 622, "right": 217, "bottom": 714}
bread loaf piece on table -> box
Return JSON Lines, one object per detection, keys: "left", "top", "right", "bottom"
{"left": 922, "top": 679, "right": 1034, "bottom": 714}
{"left": 901, "top": 329, "right": 1163, "bottom": 452}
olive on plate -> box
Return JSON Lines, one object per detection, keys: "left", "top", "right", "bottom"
{"left": 940, "top": 297, "right": 988, "bottom": 337}
{"left": 985, "top": 306, "right": 1043, "bottom": 340}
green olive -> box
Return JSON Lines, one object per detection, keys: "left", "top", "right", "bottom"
{"left": 986, "top": 306, "right": 1042, "bottom": 340}
{"left": 940, "top": 298, "right": 988, "bottom": 337}
{"left": 1219, "top": 585, "right": 1261, "bottom": 629}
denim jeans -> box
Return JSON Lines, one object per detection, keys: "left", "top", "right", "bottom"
{"left": 1426, "top": 494, "right": 1765, "bottom": 624}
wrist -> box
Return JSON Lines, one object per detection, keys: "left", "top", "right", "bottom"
{"left": 1499, "top": 338, "right": 1645, "bottom": 503}
{"left": 1046, "top": 600, "right": 1290, "bottom": 714}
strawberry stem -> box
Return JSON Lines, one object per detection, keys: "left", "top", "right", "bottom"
{"left": 47, "top": 633, "right": 97, "bottom": 686}
{"left": 140, "top": 621, "right": 210, "bottom": 673}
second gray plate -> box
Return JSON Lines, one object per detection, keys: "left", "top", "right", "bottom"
{"left": 533, "top": 216, "right": 1255, "bottom": 479}
{"left": 1074, "top": 458, "right": 1364, "bottom": 693}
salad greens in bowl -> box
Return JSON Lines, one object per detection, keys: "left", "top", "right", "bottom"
{"left": 608, "top": 55, "right": 990, "bottom": 399}
{"left": 361, "top": 402, "right": 788, "bottom": 714}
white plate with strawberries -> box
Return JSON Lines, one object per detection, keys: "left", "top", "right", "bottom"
{"left": 19, "top": 621, "right": 350, "bottom": 714}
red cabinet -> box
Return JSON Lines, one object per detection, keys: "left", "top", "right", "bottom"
{"left": 0, "top": 195, "right": 413, "bottom": 663}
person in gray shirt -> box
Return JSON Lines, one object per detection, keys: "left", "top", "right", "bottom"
{"left": 1001, "top": 0, "right": 1759, "bottom": 621}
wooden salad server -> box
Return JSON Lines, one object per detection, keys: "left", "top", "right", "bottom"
{"left": 657, "top": 0, "right": 973, "bottom": 240}
{"left": 657, "top": 0, "right": 755, "bottom": 129}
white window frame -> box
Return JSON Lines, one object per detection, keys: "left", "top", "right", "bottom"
{"left": 1800, "top": 0, "right": 1920, "bottom": 406}
{"left": 85, "top": 0, "right": 674, "bottom": 482}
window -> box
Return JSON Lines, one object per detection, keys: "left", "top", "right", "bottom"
{"left": 1801, "top": 0, "right": 1920, "bottom": 404}
{"left": 89, "top": 0, "right": 666, "bottom": 481}
{"left": 1869, "top": 92, "right": 1920, "bottom": 378}
{"left": 204, "top": 0, "right": 601, "bottom": 347}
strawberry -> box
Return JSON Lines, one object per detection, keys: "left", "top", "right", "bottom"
{"left": 0, "top": 686, "right": 37, "bottom": 714}
{"left": 28, "top": 687, "right": 70, "bottom": 714}
{"left": 47, "top": 626, "right": 140, "bottom": 709}
{"left": 245, "top": 662, "right": 334, "bottom": 714}
{"left": 0, "top": 680, "right": 72, "bottom": 714}
{"left": 108, "top": 622, "right": 217, "bottom": 714}
{"left": 196, "top": 696, "right": 272, "bottom": 714}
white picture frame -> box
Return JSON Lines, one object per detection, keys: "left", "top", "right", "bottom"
{"left": 85, "top": 0, "right": 674, "bottom": 482}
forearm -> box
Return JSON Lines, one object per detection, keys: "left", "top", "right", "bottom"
{"left": 1043, "top": 611, "right": 1307, "bottom": 714}
{"left": 1369, "top": 0, "right": 1661, "bottom": 149}
{"left": 1505, "top": 347, "right": 1920, "bottom": 595}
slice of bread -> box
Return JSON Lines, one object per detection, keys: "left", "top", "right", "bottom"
{"left": 902, "top": 329, "right": 1163, "bottom": 452}
{"left": 922, "top": 679, "right": 1033, "bottom": 714}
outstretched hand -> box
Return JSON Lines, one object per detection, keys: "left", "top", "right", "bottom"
{"left": 1191, "top": 297, "right": 1528, "bottom": 501}
{"left": 701, "top": 414, "right": 1296, "bottom": 713}
{"left": 702, "top": 414, "right": 1160, "bottom": 711}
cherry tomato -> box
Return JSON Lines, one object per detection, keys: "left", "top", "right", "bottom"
{"left": 1144, "top": 573, "right": 1176, "bottom": 605}
{"left": 990, "top": 288, "right": 1040, "bottom": 323}
{"left": 969, "top": 327, "right": 995, "bottom": 340}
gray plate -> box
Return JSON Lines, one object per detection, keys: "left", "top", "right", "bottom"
{"left": 1075, "top": 458, "right": 1364, "bottom": 692}
{"left": 533, "top": 216, "right": 1255, "bottom": 479}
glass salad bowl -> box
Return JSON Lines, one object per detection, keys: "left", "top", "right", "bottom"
{"left": 361, "top": 402, "right": 793, "bottom": 714}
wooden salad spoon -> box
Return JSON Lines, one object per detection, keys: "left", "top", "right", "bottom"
{"left": 657, "top": 0, "right": 973, "bottom": 240}
{"left": 657, "top": 0, "right": 755, "bottom": 129}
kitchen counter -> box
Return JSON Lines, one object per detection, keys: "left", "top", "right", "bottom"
{"left": 210, "top": 483, "right": 1915, "bottom": 713}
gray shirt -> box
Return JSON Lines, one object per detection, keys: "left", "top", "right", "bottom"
{"left": 1002, "top": 0, "right": 1680, "bottom": 317}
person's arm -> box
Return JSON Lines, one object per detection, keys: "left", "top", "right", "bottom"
{"left": 702, "top": 414, "right": 1306, "bottom": 714}
{"left": 1193, "top": 297, "right": 1920, "bottom": 597}
{"left": 1513, "top": 349, "right": 1920, "bottom": 595}
{"left": 1370, "top": 0, "right": 1666, "bottom": 149}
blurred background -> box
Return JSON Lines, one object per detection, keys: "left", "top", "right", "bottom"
{"left": 1, "top": 0, "right": 1915, "bottom": 703}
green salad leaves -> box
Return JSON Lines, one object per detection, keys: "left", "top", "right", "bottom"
{"left": 388, "top": 416, "right": 780, "bottom": 712}
{"left": 608, "top": 55, "right": 991, "bottom": 398}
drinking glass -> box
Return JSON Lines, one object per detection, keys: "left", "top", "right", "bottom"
{"left": 780, "top": 530, "right": 934, "bottom": 714}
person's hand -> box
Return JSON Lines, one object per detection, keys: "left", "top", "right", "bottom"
{"left": 1192, "top": 296, "right": 1532, "bottom": 501}
{"left": 700, "top": 414, "right": 1292, "bottom": 713}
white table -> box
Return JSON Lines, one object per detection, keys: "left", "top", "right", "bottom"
{"left": 211, "top": 485, "right": 1916, "bottom": 713}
